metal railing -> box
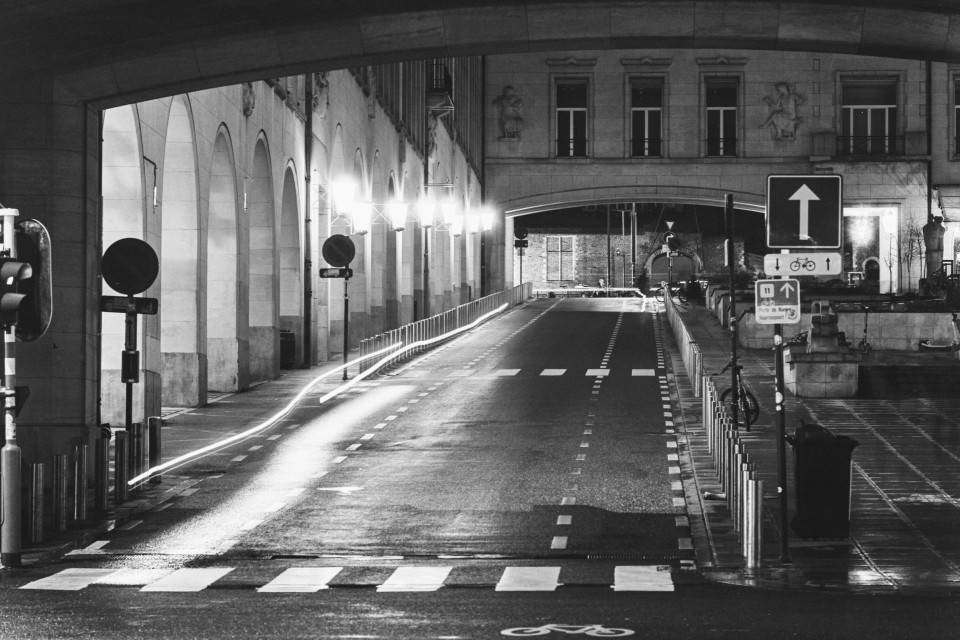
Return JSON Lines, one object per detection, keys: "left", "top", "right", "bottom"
{"left": 662, "top": 289, "right": 762, "bottom": 568}
{"left": 358, "top": 283, "right": 532, "bottom": 373}
{"left": 836, "top": 135, "right": 904, "bottom": 156}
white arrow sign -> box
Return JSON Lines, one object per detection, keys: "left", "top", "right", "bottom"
{"left": 789, "top": 184, "right": 819, "bottom": 241}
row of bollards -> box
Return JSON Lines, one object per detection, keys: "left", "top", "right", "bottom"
{"left": 24, "top": 418, "right": 162, "bottom": 545}
{"left": 703, "top": 377, "right": 763, "bottom": 569}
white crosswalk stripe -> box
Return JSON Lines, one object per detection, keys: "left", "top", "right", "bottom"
{"left": 19, "top": 565, "right": 676, "bottom": 593}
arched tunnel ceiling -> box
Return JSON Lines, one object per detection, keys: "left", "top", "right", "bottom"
{"left": 5, "top": 1, "right": 960, "bottom": 106}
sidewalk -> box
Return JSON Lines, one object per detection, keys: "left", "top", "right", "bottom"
{"left": 18, "top": 362, "right": 346, "bottom": 567}
{"left": 666, "top": 300, "right": 960, "bottom": 593}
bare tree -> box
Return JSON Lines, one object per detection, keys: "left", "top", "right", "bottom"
{"left": 899, "top": 219, "right": 925, "bottom": 292}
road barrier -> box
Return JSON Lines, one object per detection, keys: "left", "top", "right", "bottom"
{"left": 662, "top": 290, "right": 762, "bottom": 569}
{"left": 358, "top": 283, "right": 532, "bottom": 373}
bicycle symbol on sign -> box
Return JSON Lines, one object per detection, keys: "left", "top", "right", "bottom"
{"left": 501, "top": 623, "right": 635, "bottom": 637}
{"left": 789, "top": 256, "right": 817, "bottom": 272}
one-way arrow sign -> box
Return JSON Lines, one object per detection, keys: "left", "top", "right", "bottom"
{"left": 767, "top": 175, "right": 842, "bottom": 249}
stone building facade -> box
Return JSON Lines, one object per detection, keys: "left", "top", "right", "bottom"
{"left": 484, "top": 49, "right": 960, "bottom": 296}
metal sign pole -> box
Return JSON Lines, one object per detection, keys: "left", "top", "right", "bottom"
{"left": 774, "top": 319, "right": 791, "bottom": 562}
{"left": 724, "top": 194, "right": 741, "bottom": 429}
{"left": 0, "top": 209, "right": 20, "bottom": 567}
{"left": 343, "top": 275, "right": 349, "bottom": 381}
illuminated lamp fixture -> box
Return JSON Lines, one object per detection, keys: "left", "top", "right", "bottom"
{"left": 418, "top": 196, "right": 436, "bottom": 229}
{"left": 387, "top": 199, "right": 409, "bottom": 231}
{"left": 352, "top": 200, "right": 373, "bottom": 235}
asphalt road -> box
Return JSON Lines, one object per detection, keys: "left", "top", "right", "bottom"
{"left": 2, "top": 297, "right": 959, "bottom": 638}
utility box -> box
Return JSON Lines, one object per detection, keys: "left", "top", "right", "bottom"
{"left": 788, "top": 421, "right": 859, "bottom": 538}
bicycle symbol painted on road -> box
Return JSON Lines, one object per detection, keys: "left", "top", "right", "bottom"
{"left": 501, "top": 623, "right": 635, "bottom": 637}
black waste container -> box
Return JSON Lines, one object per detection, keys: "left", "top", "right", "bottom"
{"left": 279, "top": 330, "right": 296, "bottom": 369}
{"left": 787, "top": 421, "right": 859, "bottom": 538}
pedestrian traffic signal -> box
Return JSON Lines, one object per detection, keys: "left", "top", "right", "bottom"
{"left": 0, "top": 258, "right": 32, "bottom": 329}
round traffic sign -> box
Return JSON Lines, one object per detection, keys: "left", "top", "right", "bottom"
{"left": 322, "top": 234, "right": 356, "bottom": 267}
{"left": 101, "top": 238, "right": 159, "bottom": 295}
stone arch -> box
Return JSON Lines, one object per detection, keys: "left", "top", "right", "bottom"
{"left": 161, "top": 95, "right": 204, "bottom": 407}
{"left": 502, "top": 186, "right": 766, "bottom": 218}
{"left": 248, "top": 135, "right": 278, "bottom": 382}
{"left": 279, "top": 164, "right": 302, "bottom": 368}
{"left": 645, "top": 247, "right": 705, "bottom": 284}
{"left": 207, "top": 127, "right": 247, "bottom": 392}
{"left": 100, "top": 104, "right": 151, "bottom": 425}
{"left": 369, "top": 152, "right": 386, "bottom": 334}
{"left": 385, "top": 173, "right": 400, "bottom": 328}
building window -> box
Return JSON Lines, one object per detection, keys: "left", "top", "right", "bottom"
{"left": 546, "top": 236, "right": 575, "bottom": 280}
{"left": 841, "top": 81, "right": 899, "bottom": 155}
{"left": 556, "top": 81, "right": 588, "bottom": 157}
{"left": 706, "top": 80, "right": 738, "bottom": 157}
{"left": 631, "top": 81, "right": 662, "bottom": 157}
{"left": 954, "top": 81, "right": 960, "bottom": 156}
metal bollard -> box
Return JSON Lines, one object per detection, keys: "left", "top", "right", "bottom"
{"left": 130, "top": 422, "right": 145, "bottom": 482}
{"left": 148, "top": 416, "right": 162, "bottom": 484}
{"left": 739, "top": 460, "right": 755, "bottom": 539}
{"left": 52, "top": 454, "right": 69, "bottom": 532}
{"left": 27, "top": 463, "right": 44, "bottom": 544}
{"left": 743, "top": 476, "right": 763, "bottom": 569}
{"left": 114, "top": 430, "right": 128, "bottom": 504}
{"left": 95, "top": 436, "right": 109, "bottom": 511}
{"left": 73, "top": 444, "right": 88, "bottom": 521}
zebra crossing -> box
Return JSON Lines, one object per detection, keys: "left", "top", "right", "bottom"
{"left": 19, "top": 564, "right": 677, "bottom": 593}
{"left": 486, "top": 368, "right": 659, "bottom": 377}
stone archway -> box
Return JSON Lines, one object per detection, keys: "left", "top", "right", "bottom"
{"left": 644, "top": 247, "right": 704, "bottom": 286}
{"left": 279, "top": 166, "right": 302, "bottom": 367}
{"left": 161, "top": 95, "right": 205, "bottom": 407}
{"left": 248, "top": 137, "right": 278, "bottom": 382}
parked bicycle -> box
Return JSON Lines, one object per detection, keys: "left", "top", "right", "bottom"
{"left": 655, "top": 281, "right": 687, "bottom": 304}
{"left": 717, "top": 358, "right": 759, "bottom": 430}
{"left": 918, "top": 312, "right": 960, "bottom": 352}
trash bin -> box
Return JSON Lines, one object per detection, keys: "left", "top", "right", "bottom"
{"left": 787, "top": 421, "right": 859, "bottom": 538}
{"left": 279, "top": 330, "right": 296, "bottom": 369}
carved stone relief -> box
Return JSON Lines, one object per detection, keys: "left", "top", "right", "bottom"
{"left": 759, "top": 82, "right": 803, "bottom": 140}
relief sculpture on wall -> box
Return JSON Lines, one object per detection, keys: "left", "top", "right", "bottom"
{"left": 759, "top": 82, "right": 802, "bottom": 139}
{"left": 493, "top": 85, "right": 524, "bottom": 140}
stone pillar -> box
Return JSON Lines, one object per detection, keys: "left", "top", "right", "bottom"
{"left": 0, "top": 79, "right": 101, "bottom": 462}
{"left": 785, "top": 300, "right": 861, "bottom": 398}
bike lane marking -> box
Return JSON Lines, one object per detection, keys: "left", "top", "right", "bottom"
{"left": 495, "top": 567, "right": 561, "bottom": 591}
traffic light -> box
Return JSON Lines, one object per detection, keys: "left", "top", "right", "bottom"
{"left": 664, "top": 231, "right": 681, "bottom": 252}
{"left": 13, "top": 219, "right": 53, "bottom": 342}
{"left": 0, "top": 258, "right": 31, "bottom": 329}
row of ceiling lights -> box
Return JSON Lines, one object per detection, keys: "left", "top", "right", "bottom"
{"left": 329, "top": 178, "right": 496, "bottom": 236}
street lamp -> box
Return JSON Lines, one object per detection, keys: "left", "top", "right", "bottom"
{"left": 615, "top": 248, "right": 626, "bottom": 288}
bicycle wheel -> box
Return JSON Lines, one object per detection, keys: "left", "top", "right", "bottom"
{"left": 674, "top": 287, "right": 687, "bottom": 303}
{"left": 720, "top": 386, "right": 760, "bottom": 426}
{"left": 655, "top": 288, "right": 665, "bottom": 303}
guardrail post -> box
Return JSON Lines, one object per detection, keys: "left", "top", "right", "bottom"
{"left": 73, "top": 444, "right": 88, "bottom": 521}
{"left": 114, "top": 430, "right": 128, "bottom": 504}
{"left": 52, "top": 453, "right": 68, "bottom": 532}
{"left": 148, "top": 415, "right": 162, "bottom": 484}
{"left": 95, "top": 435, "right": 109, "bottom": 511}
{"left": 27, "top": 463, "right": 44, "bottom": 544}
{"left": 743, "top": 476, "right": 763, "bottom": 569}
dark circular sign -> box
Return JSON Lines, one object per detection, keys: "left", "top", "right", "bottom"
{"left": 322, "top": 234, "right": 356, "bottom": 268}
{"left": 514, "top": 227, "right": 528, "bottom": 239}
{"left": 101, "top": 238, "right": 159, "bottom": 295}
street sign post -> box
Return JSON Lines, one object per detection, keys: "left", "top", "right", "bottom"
{"left": 763, "top": 252, "right": 842, "bottom": 277}
{"left": 755, "top": 278, "right": 801, "bottom": 325}
{"left": 766, "top": 175, "right": 842, "bottom": 249}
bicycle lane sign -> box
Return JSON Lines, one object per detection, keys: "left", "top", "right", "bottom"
{"left": 755, "top": 279, "right": 801, "bottom": 325}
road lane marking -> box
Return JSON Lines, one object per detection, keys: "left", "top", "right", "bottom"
{"left": 586, "top": 369, "right": 609, "bottom": 376}
{"left": 540, "top": 369, "right": 566, "bottom": 376}
{"left": 267, "top": 434, "right": 282, "bottom": 440}
{"left": 95, "top": 568, "right": 175, "bottom": 586}
{"left": 118, "top": 520, "right": 142, "bottom": 531}
{"left": 377, "top": 566, "right": 453, "bottom": 592}
{"left": 494, "top": 369, "right": 521, "bottom": 376}
{"left": 496, "top": 567, "right": 562, "bottom": 591}
{"left": 347, "top": 443, "right": 362, "bottom": 450}
{"left": 231, "top": 455, "right": 247, "bottom": 462}
{"left": 632, "top": 369, "right": 656, "bottom": 376}
{"left": 561, "top": 497, "right": 576, "bottom": 505}
{"left": 550, "top": 536, "right": 568, "bottom": 549}
{"left": 612, "top": 566, "right": 675, "bottom": 592}
{"left": 360, "top": 433, "right": 375, "bottom": 440}
{"left": 66, "top": 540, "right": 111, "bottom": 556}
{"left": 557, "top": 515, "right": 572, "bottom": 525}
{"left": 248, "top": 445, "right": 263, "bottom": 451}
{"left": 373, "top": 423, "right": 387, "bottom": 429}
{"left": 21, "top": 568, "right": 118, "bottom": 590}
{"left": 140, "top": 567, "right": 234, "bottom": 592}
{"left": 332, "top": 456, "right": 348, "bottom": 464}
{"left": 258, "top": 567, "right": 343, "bottom": 592}
{"left": 385, "top": 415, "right": 397, "bottom": 421}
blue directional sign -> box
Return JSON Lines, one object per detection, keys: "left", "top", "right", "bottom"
{"left": 766, "top": 175, "right": 842, "bottom": 249}
{"left": 755, "top": 278, "right": 801, "bottom": 325}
